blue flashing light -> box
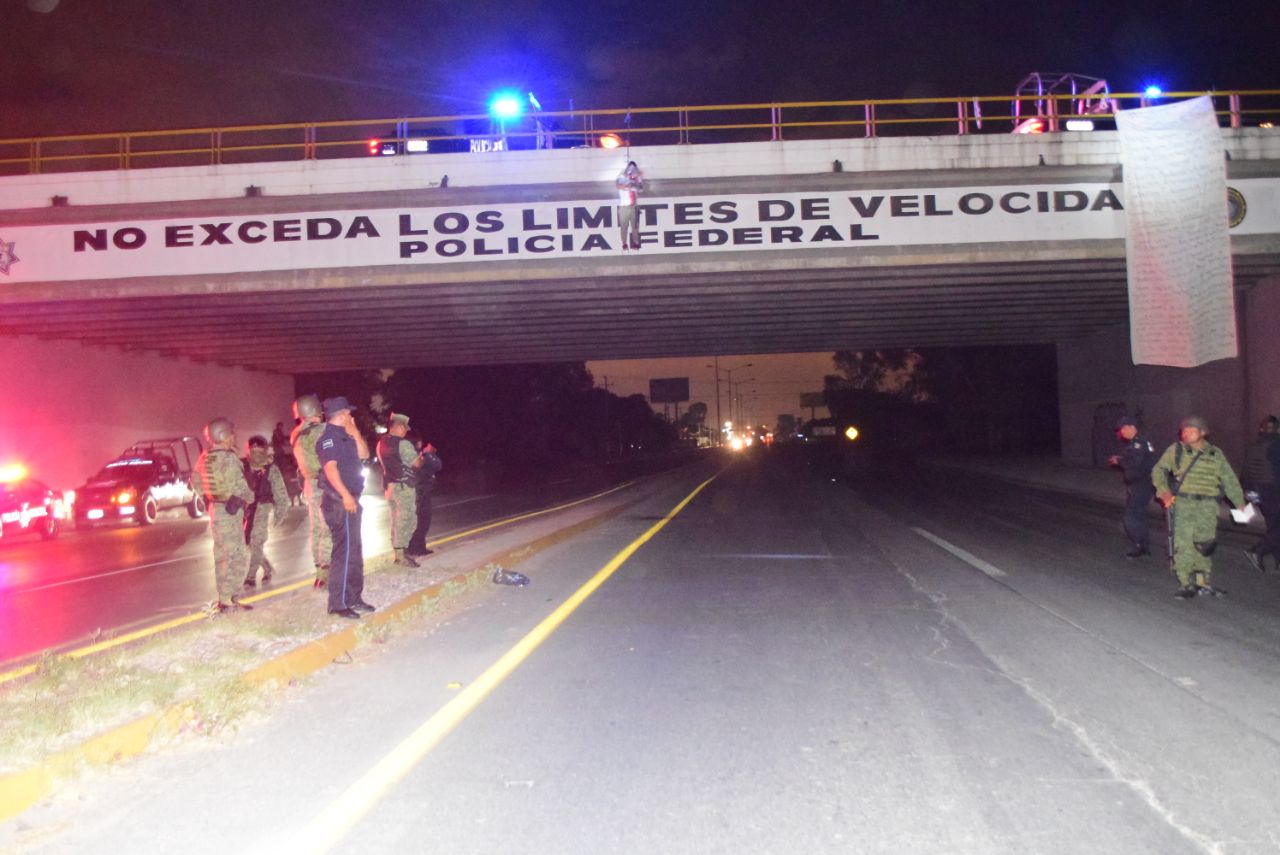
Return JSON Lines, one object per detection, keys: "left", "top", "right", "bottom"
{"left": 1143, "top": 85, "right": 1163, "bottom": 99}
{"left": 488, "top": 91, "right": 524, "bottom": 121}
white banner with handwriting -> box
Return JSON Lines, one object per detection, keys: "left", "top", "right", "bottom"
{"left": 1117, "top": 96, "right": 1236, "bottom": 367}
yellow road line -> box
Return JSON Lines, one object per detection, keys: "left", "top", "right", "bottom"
{"left": 286, "top": 472, "right": 720, "bottom": 855}
{"left": 0, "top": 480, "right": 639, "bottom": 685}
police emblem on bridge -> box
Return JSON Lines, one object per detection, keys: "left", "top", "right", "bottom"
{"left": 0, "top": 239, "right": 17, "bottom": 275}
{"left": 1227, "top": 187, "right": 1247, "bottom": 229}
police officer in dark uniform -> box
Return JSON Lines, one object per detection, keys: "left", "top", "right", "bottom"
{"left": 316, "top": 396, "right": 373, "bottom": 619}
{"left": 1108, "top": 414, "right": 1156, "bottom": 558}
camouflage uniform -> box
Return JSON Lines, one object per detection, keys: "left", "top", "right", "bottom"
{"left": 377, "top": 433, "right": 419, "bottom": 549}
{"left": 244, "top": 446, "right": 290, "bottom": 585}
{"left": 1152, "top": 439, "right": 1245, "bottom": 589}
{"left": 191, "top": 447, "right": 255, "bottom": 605}
{"left": 292, "top": 420, "right": 331, "bottom": 582}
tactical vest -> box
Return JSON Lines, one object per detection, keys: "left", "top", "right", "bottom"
{"left": 293, "top": 421, "right": 324, "bottom": 479}
{"left": 194, "top": 448, "right": 244, "bottom": 501}
{"left": 377, "top": 435, "right": 414, "bottom": 485}
{"left": 1171, "top": 442, "right": 1224, "bottom": 497}
{"left": 1243, "top": 437, "right": 1277, "bottom": 487}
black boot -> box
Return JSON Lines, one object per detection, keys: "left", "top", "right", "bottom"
{"left": 1126, "top": 543, "right": 1151, "bottom": 559}
{"left": 1174, "top": 586, "right": 1197, "bottom": 599}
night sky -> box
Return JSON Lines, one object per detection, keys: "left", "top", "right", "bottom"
{"left": 4, "top": 0, "right": 1277, "bottom": 137}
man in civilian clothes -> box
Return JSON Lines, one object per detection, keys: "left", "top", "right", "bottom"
{"left": 616, "top": 161, "right": 643, "bottom": 250}
{"left": 317, "top": 397, "right": 374, "bottom": 619}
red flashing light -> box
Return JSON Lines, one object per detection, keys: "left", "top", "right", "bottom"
{"left": 368, "top": 139, "right": 380, "bottom": 155}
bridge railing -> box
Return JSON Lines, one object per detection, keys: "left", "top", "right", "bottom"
{"left": 1, "top": 90, "right": 1276, "bottom": 177}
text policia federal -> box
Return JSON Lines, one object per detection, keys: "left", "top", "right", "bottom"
{"left": 68, "top": 186, "right": 1124, "bottom": 262}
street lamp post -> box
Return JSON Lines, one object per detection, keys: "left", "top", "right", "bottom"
{"left": 731, "top": 378, "right": 755, "bottom": 427}
{"left": 706, "top": 359, "right": 752, "bottom": 445}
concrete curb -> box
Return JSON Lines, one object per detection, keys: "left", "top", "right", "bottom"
{"left": 0, "top": 490, "right": 636, "bottom": 824}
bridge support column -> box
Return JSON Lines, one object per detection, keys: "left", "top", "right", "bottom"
{"left": 1054, "top": 282, "right": 1280, "bottom": 467}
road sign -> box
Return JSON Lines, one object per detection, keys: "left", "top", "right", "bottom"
{"left": 650, "top": 377, "right": 690, "bottom": 404}
{"left": 799, "top": 392, "right": 825, "bottom": 409}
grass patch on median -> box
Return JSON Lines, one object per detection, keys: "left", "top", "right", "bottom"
{"left": 0, "top": 652, "right": 184, "bottom": 772}
{"left": 0, "top": 555, "right": 479, "bottom": 775}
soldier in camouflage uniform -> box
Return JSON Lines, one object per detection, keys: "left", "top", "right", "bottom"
{"left": 242, "top": 435, "right": 291, "bottom": 588}
{"left": 406, "top": 430, "right": 443, "bottom": 558}
{"left": 191, "top": 417, "right": 256, "bottom": 613}
{"left": 1153, "top": 416, "right": 1247, "bottom": 599}
{"left": 377, "top": 412, "right": 426, "bottom": 567}
{"left": 291, "top": 394, "right": 331, "bottom": 588}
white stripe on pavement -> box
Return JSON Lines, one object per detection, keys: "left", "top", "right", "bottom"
{"left": 911, "top": 527, "right": 1008, "bottom": 578}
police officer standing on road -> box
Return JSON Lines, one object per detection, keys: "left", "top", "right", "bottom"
{"left": 1242, "top": 415, "right": 1280, "bottom": 571}
{"left": 377, "top": 412, "right": 425, "bottom": 567}
{"left": 291, "top": 394, "right": 331, "bottom": 589}
{"left": 1108, "top": 415, "right": 1157, "bottom": 558}
{"left": 191, "top": 418, "right": 256, "bottom": 614}
{"left": 242, "top": 435, "right": 290, "bottom": 588}
{"left": 317, "top": 397, "right": 374, "bottom": 619}
{"left": 406, "top": 429, "right": 443, "bottom": 559}
{"left": 1152, "top": 416, "right": 1247, "bottom": 599}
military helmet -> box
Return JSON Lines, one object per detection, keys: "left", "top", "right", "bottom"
{"left": 204, "top": 417, "right": 236, "bottom": 444}
{"left": 1180, "top": 415, "right": 1209, "bottom": 433}
{"left": 293, "top": 394, "right": 322, "bottom": 419}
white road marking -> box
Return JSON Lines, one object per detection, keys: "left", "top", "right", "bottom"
{"left": 434, "top": 494, "right": 499, "bottom": 509}
{"left": 16, "top": 555, "right": 198, "bottom": 593}
{"left": 911, "top": 527, "right": 1008, "bottom": 578}
{"left": 704, "top": 553, "right": 835, "bottom": 560}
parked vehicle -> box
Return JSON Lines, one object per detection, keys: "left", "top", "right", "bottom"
{"left": 74, "top": 437, "right": 206, "bottom": 527}
{"left": 0, "top": 464, "right": 68, "bottom": 542}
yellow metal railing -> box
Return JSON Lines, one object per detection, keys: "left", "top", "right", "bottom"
{"left": 0, "top": 90, "right": 1276, "bottom": 176}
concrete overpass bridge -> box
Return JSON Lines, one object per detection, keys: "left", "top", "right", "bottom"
{"left": 1, "top": 94, "right": 1279, "bottom": 483}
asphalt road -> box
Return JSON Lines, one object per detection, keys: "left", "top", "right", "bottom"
{"left": 0, "top": 471, "right": 623, "bottom": 665}
{"left": 7, "top": 447, "right": 1280, "bottom": 854}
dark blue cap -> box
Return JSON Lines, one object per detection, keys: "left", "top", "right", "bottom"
{"left": 323, "top": 396, "right": 353, "bottom": 418}
{"left": 1114, "top": 415, "right": 1138, "bottom": 430}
